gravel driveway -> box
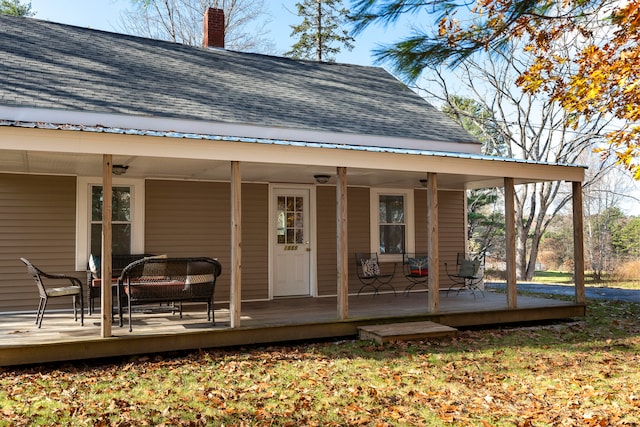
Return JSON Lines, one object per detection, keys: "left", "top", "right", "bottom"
{"left": 485, "top": 282, "right": 640, "bottom": 303}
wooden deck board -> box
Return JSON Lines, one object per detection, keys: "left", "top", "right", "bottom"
{"left": 359, "top": 321, "right": 458, "bottom": 344}
{"left": 0, "top": 290, "right": 585, "bottom": 366}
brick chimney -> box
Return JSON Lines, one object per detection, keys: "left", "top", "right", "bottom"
{"left": 203, "top": 8, "right": 225, "bottom": 48}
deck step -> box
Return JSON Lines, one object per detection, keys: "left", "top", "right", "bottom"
{"left": 358, "top": 321, "right": 457, "bottom": 344}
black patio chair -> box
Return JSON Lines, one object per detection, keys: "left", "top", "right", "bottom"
{"left": 20, "top": 258, "right": 84, "bottom": 328}
{"left": 354, "top": 252, "right": 396, "bottom": 296}
{"left": 402, "top": 253, "right": 429, "bottom": 295}
{"left": 445, "top": 253, "right": 485, "bottom": 298}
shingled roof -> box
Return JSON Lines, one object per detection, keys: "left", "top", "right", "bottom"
{"left": 0, "top": 14, "right": 478, "bottom": 149}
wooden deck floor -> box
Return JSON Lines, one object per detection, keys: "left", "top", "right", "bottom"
{"left": 0, "top": 290, "right": 584, "bottom": 366}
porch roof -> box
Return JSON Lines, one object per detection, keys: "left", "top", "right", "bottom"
{"left": 0, "top": 122, "right": 585, "bottom": 189}
{"left": 0, "top": 14, "right": 479, "bottom": 153}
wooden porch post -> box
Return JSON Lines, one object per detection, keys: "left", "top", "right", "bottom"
{"left": 230, "top": 161, "right": 242, "bottom": 328}
{"left": 504, "top": 177, "right": 517, "bottom": 308}
{"left": 101, "top": 155, "right": 113, "bottom": 338}
{"left": 572, "top": 181, "right": 586, "bottom": 304}
{"left": 427, "top": 172, "right": 439, "bottom": 313}
{"left": 336, "top": 167, "right": 348, "bottom": 320}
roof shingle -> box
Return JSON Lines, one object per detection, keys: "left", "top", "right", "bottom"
{"left": 0, "top": 15, "right": 478, "bottom": 147}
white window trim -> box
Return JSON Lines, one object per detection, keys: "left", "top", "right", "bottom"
{"left": 75, "top": 177, "right": 145, "bottom": 271}
{"left": 370, "top": 188, "right": 415, "bottom": 262}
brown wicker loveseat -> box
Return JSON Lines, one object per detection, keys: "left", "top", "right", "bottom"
{"left": 117, "top": 257, "right": 222, "bottom": 332}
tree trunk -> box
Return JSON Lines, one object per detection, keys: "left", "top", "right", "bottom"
{"left": 316, "top": 0, "right": 322, "bottom": 62}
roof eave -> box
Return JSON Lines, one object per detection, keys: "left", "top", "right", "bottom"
{"left": 0, "top": 106, "right": 482, "bottom": 155}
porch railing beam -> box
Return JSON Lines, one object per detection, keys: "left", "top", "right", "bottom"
{"left": 336, "top": 166, "right": 348, "bottom": 320}
{"left": 427, "top": 172, "right": 439, "bottom": 313}
{"left": 230, "top": 161, "right": 242, "bottom": 328}
{"left": 101, "top": 154, "right": 113, "bottom": 338}
{"left": 504, "top": 177, "right": 517, "bottom": 308}
{"left": 572, "top": 181, "right": 586, "bottom": 304}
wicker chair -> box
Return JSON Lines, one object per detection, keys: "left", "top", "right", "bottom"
{"left": 20, "top": 258, "right": 84, "bottom": 328}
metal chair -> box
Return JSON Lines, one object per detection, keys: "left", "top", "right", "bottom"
{"left": 354, "top": 252, "right": 396, "bottom": 296}
{"left": 445, "top": 253, "right": 485, "bottom": 298}
{"left": 20, "top": 258, "right": 84, "bottom": 328}
{"left": 402, "top": 253, "right": 429, "bottom": 295}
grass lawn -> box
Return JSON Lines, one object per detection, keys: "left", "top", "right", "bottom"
{"left": 533, "top": 270, "right": 640, "bottom": 290}
{"left": 1, "top": 298, "right": 638, "bottom": 426}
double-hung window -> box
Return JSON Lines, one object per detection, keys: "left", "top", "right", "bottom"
{"left": 76, "top": 177, "right": 145, "bottom": 270}
{"left": 370, "top": 189, "right": 414, "bottom": 260}
{"left": 90, "top": 185, "right": 131, "bottom": 256}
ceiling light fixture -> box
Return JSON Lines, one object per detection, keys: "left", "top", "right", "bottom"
{"left": 314, "top": 174, "right": 331, "bottom": 184}
{"left": 112, "top": 164, "right": 129, "bottom": 176}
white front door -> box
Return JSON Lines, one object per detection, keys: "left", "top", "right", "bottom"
{"left": 272, "top": 188, "right": 311, "bottom": 297}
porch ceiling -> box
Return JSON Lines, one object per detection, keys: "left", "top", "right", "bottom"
{"left": 0, "top": 149, "right": 540, "bottom": 190}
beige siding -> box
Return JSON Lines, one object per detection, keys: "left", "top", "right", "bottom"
{"left": 240, "top": 184, "right": 269, "bottom": 300}
{"left": 438, "top": 190, "right": 466, "bottom": 286}
{"left": 145, "top": 180, "right": 269, "bottom": 302}
{"left": 346, "top": 187, "right": 372, "bottom": 294}
{"left": 412, "top": 189, "right": 466, "bottom": 288}
{"left": 316, "top": 186, "right": 337, "bottom": 295}
{"left": 0, "top": 174, "right": 79, "bottom": 312}
{"left": 415, "top": 189, "right": 429, "bottom": 252}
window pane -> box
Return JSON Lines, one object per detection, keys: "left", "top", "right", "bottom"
{"left": 91, "top": 186, "right": 103, "bottom": 221}
{"left": 91, "top": 224, "right": 131, "bottom": 256}
{"left": 379, "top": 195, "right": 404, "bottom": 224}
{"left": 92, "top": 186, "right": 131, "bottom": 221}
{"left": 112, "top": 187, "right": 131, "bottom": 222}
{"left": 90, "top": 224, "right": 102, "bottom": 256}
{"left": 379, "top": 224, "right": 405, "bottom": 254}
{"left": 276, "top": 194, "right": 305, "bottom": 245}
{"left": 112, "top": 224, "right": 131, "bottom": 255}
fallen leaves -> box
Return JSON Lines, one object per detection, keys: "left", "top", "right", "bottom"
{"left": 1, "top": 300, "right": 639, "bottom": 425}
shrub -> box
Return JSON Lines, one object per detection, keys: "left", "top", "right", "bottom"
{"left": 613, "top": 259, "right": 640, "bottom": 282}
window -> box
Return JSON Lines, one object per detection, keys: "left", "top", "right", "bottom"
{"left": 379, "top": 194, "right": 405, "bottom": 254}
{"left": 276, "top": 195, "right": 304, "bottom": 244}
{"left": 90, "top": 185, "right": 131, "bottom": 256}
{"left": 370, "top": 189, "right": 414, "bottom": 260}
{"left": 76, "top": 177, "right": 145, "bottom": 270}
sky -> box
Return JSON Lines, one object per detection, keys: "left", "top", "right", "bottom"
{"left": 27, "top": 0, "right": 403, "bottom": 67}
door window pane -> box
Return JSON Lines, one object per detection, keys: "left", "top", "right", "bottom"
{"left": 276, "top": 195, "right": 304, "bottom": 244}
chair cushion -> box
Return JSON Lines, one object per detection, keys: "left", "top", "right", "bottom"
{"left": 361, "top": 258, "right": 381, "bottom": 277}
{"left": 408, "top": 256, "right": 428, "bottom": 276}
{"left": 89, "top": 254, "right": 101, "bottom": 278}
{"left": 185, "top": 274, "right": 214, "bottom": 285}
{"left": 142, "top": 254, "right": 168, "bottom": 276}
{"left": 91, "top": 278, "right": 118, "bottom": 287}
{"left": 46, "top": 286, "right": 81, "bottom": 297}
{"left": 459, "top": 260, "right": 481, "bottom": 277}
